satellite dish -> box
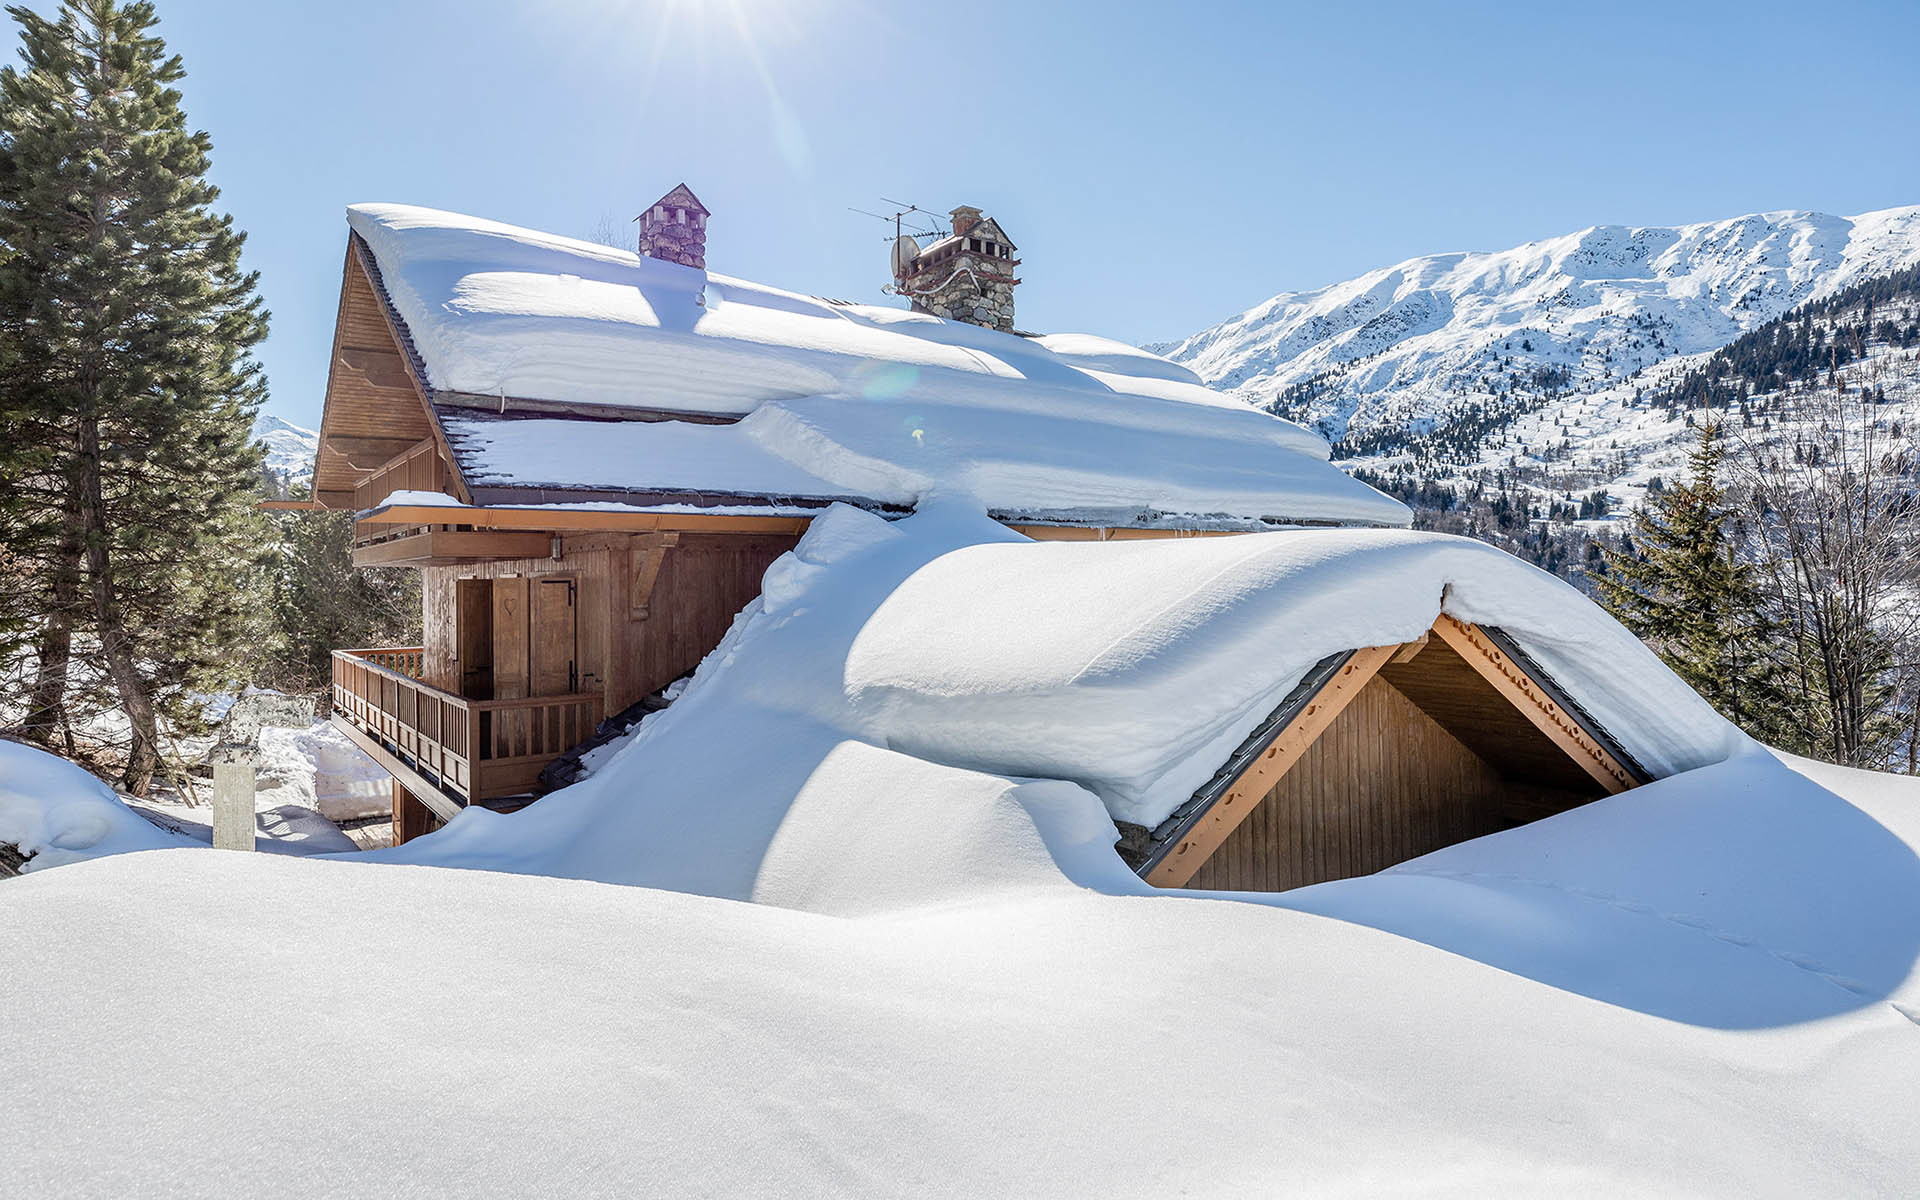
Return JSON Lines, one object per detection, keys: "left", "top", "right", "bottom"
{"left": 891, "top": 234, "right": 920, "bottom": 278}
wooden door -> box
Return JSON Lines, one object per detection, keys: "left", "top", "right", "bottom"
{"left": 492, "top": 578, "right": 529, "bottom": 700}
{"left": 456, "top": 578, "right": 494, "bottom": 699}
{"left": 531, "top": 578, "right": 578, "bottom": 697}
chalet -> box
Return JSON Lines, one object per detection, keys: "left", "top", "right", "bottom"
{"left": 301, "top": 190, "right": 1676, "bottom": 889}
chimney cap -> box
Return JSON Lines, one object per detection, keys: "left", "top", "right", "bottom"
{"left": 638, "top": 182, "right": 710, "bottom": 221}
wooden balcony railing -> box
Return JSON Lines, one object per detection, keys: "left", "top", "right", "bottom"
{"left": 353, "top": 440, "right": 449, "bottom": 513}
{"left": 330, "top": 647, "right": 603, "bottom": 808}
{"left": 357, "top": 646, "right": 424, "bottom": 677}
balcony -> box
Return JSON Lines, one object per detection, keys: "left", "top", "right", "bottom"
{"left": 330, "top": 647, "right": 605, "bottom": 819}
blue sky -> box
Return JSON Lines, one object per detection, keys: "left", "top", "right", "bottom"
{"left": 106, "top": 0, "right": 1920, "bottom": 428}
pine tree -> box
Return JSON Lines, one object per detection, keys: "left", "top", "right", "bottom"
{"left": 1598, "top": 419, "right": 1789, "bottom": 742}
{"left": 0, "top": 1, "right": 268, "bottom": 792}
{"left": 255, "top": 493, "right": 420, "bottom": 690}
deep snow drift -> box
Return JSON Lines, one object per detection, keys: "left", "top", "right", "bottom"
{"left": 349, "top": 203, "right": 1409, "bottom": 527}
{"left": 5, "top": 507, "right": 1918, "bottom": 1196}
{"left": 378, "top": 501, "right": 1737, "bottom": 889}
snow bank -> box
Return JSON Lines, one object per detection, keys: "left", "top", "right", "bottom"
{"left": 0, "top": 725, "right": 374, "bottom": 870}
{"left": 9, "top": 749, "right": 1920, "bottom": 1194}
{"left": 10, "top": 507, "right": 1920, "bottom": 1191}
{"left": 347, "top": 203, "right": 1409, "bottom": 528}
{"left": 0, "top": 739, "right": 190, "bottom": 869}
{"left": 256, "top": 720, "right": 393, "bottom": 823}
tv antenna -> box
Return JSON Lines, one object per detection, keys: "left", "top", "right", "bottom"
{"left": 849, "top": 198, "right": 945, "bottom": 244}
{"left": 851, "top": 198, "right": 951, "bottom": 293}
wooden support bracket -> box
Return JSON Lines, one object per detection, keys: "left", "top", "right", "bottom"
{"left": 630, "top": 531, "right": 680, "bottom": 620}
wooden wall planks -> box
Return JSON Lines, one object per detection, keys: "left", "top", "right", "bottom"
{"left": 1183, "top": 674, "right": 1601, "bottom": 893}
{"left": 421, "top": 530, "right": 798, "bottom": 722}
{"left": 314, "top": 246, "right": 434, "bottom": 501}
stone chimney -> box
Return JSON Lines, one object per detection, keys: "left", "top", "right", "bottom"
{"left": 636, "top": 183, "right": 709, "bottom": 269}
{"left": 894, "top": 205, "right": 1020, "bottom": 332}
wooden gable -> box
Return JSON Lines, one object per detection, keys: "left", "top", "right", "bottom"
{"left": 1136, "top": 616, "right": 1647, "bottom": 891}
{"left": 312, "top": 237, "right": 467, "bottom": 509}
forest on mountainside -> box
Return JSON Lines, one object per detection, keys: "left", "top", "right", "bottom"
{"left": 1359, "top": 267, "right": 1920, "bottom": 771}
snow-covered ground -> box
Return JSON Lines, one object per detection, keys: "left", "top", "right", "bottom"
{"left": 5, "top": 504, "right": 1916, "bottom": 1193}
{"left": 0, "top": 711, "right": 389, "bottom": 869}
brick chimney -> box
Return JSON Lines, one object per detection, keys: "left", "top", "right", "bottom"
{"left": 894, "top": 205, "right": 1020, "bottom": 332}
{"left": 636, "top": 183, "right": 709, "bottom": 269}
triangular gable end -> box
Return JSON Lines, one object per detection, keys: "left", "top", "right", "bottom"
{"left": 311, "top": 235, "right": 472, "bottom": 510}
{"left": 969, "top": 216, "right": 1015, "bottom": 251}
{"left": 654, "top": 183, "right": 709, "bottom": 216}
{"left": 1133, "top": 615, "right": 1648, "bottom": 891}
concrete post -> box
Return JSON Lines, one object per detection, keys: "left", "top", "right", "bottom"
{"left": 209, "top": 694, "right": 317, "bottom": 852}
{"left": 210, "top": 743, "right": 257, "bottom": 851}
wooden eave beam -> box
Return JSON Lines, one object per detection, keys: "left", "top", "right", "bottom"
{"left": 1144, "top": 643, "right": 1400, "bottom": 888}
{"left": 351, "top": 529, "right": 556, "bottom": 567}
{"left": 629, "top": 531, "right": 680, "bottom": 620}
{"left": 1008, "top": 524, "right": 1245, "bottom": 541}
{"left": 1428, "top": 615, "right": 1640, "bottom": 794}
{"left": 357, "top": 503, "right": 812, "bottom": 537}
{"left": 310, "top": 241, "right": 357, "bottom": 496}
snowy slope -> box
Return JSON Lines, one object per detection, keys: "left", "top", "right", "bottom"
{"left": 254, "top": 413, "right": 318, "bottom": 486}
{"left": 4, "top": 505, "right": 1919, "bottom": 1193}
{"left": 1160, "top": 205, "right": 1920, "bottom": 448}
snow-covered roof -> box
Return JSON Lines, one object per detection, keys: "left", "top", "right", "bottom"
{"left": 345, "top": 203, "right": 1408, "bottom": 528}
{"left": 376, "top": 502, "right": 1740, "bottom": 885}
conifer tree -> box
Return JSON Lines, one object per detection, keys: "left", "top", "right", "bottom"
{"left": 1598, "top": 419, "right": 1789, "bottom": 743}
{"left": 0, "top": 0, "right": 268, "bottom": 792}
{"left": 255, "top": 493, "right": 420, "bottom": 690}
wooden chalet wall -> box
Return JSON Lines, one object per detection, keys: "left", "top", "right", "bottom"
{"left": 606, "top": 532, "right": 798, "bottom": 710}
{"left": 1184, "top": 674, "right": 1588, "bottom": 891}
{"left": 422, "top": 549, "right": 611, "bottom": 700}
{"left": 422, "top": 530, "right": 798, "bottom": 718}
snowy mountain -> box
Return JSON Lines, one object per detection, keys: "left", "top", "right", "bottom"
{"left": 254, "top": 413, "right": 317, "bottom": 486}
{"left": 1158, "top": 206, "right": 1920, "bottom": 456}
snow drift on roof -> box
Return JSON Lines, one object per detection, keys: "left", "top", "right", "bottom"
{"left": 379, "top": 500, "right": 1741, "bottom": 893}
{"left": 346, "top": 203, "right": 1409, "bottom": 527}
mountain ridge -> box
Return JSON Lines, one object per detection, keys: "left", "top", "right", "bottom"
{"left": 1158, "top": 205, "right": 1920, "bottom": 450}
